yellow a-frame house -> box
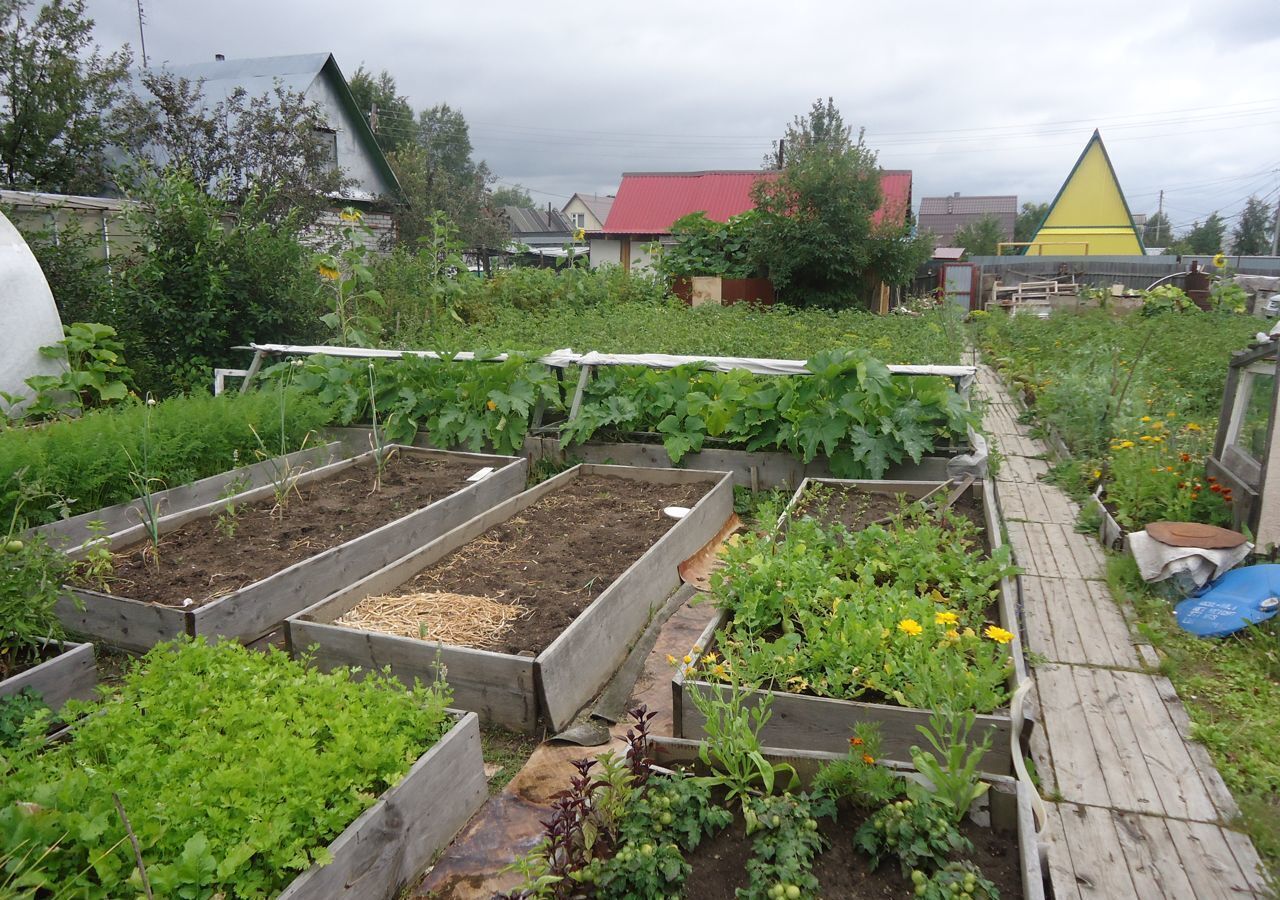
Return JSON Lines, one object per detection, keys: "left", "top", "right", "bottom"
{"left": 1026, "top": 130, "right": 1145, "bottom": 255}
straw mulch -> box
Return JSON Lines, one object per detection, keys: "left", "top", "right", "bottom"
{"left": 335, "top": 590, "right": 527, "bottom": 647}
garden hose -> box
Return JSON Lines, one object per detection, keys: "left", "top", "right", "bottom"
{"left": 1008, "top": 677, "right": 1047, "bottom": 839}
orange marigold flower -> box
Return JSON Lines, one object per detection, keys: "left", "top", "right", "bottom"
{"left": 1207, "top": 476, "right": 1217, "bottom": 484}
{"left": 1180, "top": 453, "right": 1191, "bottom": 463}
{"left": 850, "top": 737, "right": 864, "bottom": 747}
{"left": 862, "top": 754, "right": 876, "bottom": 765}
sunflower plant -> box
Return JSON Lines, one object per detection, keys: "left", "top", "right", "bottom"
{"left": 315, "top": 207, "right": 385, "bottom": 346}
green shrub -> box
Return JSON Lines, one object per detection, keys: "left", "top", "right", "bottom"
{"left": 0, "top": 638, "right": 454, "bottom": 898}
{"left": 113, "top": 172, "right": 325, "bottom": 395}
{"left": 0, "top": 391, "right": 329, "bottom": 528}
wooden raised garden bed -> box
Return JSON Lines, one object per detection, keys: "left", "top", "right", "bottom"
{"left": 0, "top": 640, "right": 97, "bottom": 711}
{"left": 673, "top": 477, "right": 1026, "bottom": 774}
{"left": 57, "top": 446, "right": 526, "bottom": 652}
{"left": 279, "top": 710, "right": 487, "bottom": 899}
{"left": 34, "top": 441, "right": 350, "bottom": 550}
{"left": 287, "top": 464, "right": 735, "bottom": 732}
{"left": 648, "top": 736, "right": 1047, "bottom": 900}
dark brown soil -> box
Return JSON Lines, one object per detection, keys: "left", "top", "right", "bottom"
{"left": 683, "top": 799, "right": 1023, "bottom": 899}
{"left": 388, "top": 473, "right": 708, "bottom": 656}
{"left": 795, "top": 483, "right": 988, "bottom": 538}
{"left": 94, "top": 453, "right": 487, "bottom": 608}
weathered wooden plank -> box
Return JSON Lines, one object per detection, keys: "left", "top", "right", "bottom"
{"left": 1007, "top": 523, "right": 1061, "bottom": 578}
{"left": 1082, "top": 581, "right": 1140, "bottom": 668}
{"left": 1034, "top": 664, "right": 1111, "bottom": 807}
{"left": 0, "top": 641, "right": 97, "bottom": 710}
{"left": 1219, "top": 826, "right": 1271, "bottom": 896}
{"left": 1054, "top": 803, "right": 1139, "bottom": 898}
{"left": 538, "top": 473, "right": 734, "bottom": 729}
{"left": 1047, "top": 524, "right": 1107, "bottom": 581}
{"left": 1109, "top": 669, "right": 1219, "bottom": 823}
{"left": 1079, "top": 667, "right": 1165, "bottom": 816}
{"left": 1042, "top": 804, "right": 1084, "bottom": 900}
{"left": 1164, "top": 818, "right": 1251, "bottom": 900}
{"left": 1151, "top": 674, "right": 1242, "bottom": 822}
{"left": 1025, "top": 680, "right": 1059, "bottom": 798}
{"left": 1110, "top": 810, "right": 1198, "bottom": 900}
{"left": 278, "top": 711, "right": 487, "bottom": 899}
{"left": 57, "top": 588, "right": 188, "bottom": 653}
{"left": 1012, "top": 482, "right": 1051, "bottom": 523}
{"left": 289, "top": 619, "right": 539, "bottom": 731}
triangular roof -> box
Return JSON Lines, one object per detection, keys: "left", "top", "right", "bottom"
{"left": 599, "top": 169, "right": 911, "bottom": 235}
{"left": 564, "top": 192, "right": 615, "bottom": 223}
{"left": 135, "top": 53, "right": 401, "bottom": 200}
{"left": 1028, "top": 130, "right": 1144, "bottom": 255}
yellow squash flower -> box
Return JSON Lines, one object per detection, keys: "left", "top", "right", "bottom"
{"left": 898, "top": 618, "right": 923, "bottom": 637}
{"left": 985, "top": 625, "right": 1014, "bottom": 645}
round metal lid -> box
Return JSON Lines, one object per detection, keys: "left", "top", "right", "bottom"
{"left": 1145, "top": 521, "right": 1248, "bottom": 549}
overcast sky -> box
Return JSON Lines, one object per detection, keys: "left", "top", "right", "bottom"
{"left": 85, "top": 0, "right": 1280, "bottom": 233}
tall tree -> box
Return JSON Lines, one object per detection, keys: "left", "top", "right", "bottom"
{"left": 490, "top": 184, "right": 535, "bottom": 209}
{"left": 953, "top": 214, "right": 1003, "bottom": 257}
{"left": 1231, "top": 196, "right": 1273, "bottom": 256}
{"left": 348, "top": 66, "right": 415, "bottom": 154}
{"left": 1143, "top": 211, "right": 1173, "bottom": 248}
{"left": 116, "top": 70, "right": 351, "bottom": 224}
{"left": 1183, "top": 213, "right": 1227, "bottom": 256}
{"left": 751, "top": 97, "right": 929, "bottom": 306}
{"left": 1013, "top": 202, "right": 1049, "bottom": 243}
{"left": 0, "top": 0, "right": 130, "bottom": 192}
{"left": 389, "top": 103, "right": 507, "bottom": 254}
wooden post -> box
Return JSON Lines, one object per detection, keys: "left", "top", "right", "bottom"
{"left": 238, "top": 349, "right": 266, "bottom": 394}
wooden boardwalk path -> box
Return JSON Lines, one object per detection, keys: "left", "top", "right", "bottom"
{"left": 974, "top": 361, "right": 1270, "bottom": 898}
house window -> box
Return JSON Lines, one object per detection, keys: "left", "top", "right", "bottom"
{"left": 313, "top": 127, "right": 338, "bottom": 173}
{"left": 571, "top": 212, "right": 585, "bottom": 228}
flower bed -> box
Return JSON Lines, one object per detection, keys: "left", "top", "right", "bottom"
{"left": 58, "top": 446, "right": 526, "bottom": 652}
{"left": 287, "top": 464, "right": 734, "bottom": 731}
{"left": 496, "top": 706, "right": 1044, "bottom": 900}
{"left": 0, "top": 639, "right": 485, "bottom": 898}
{"left": 673, "top": 478, "right": 1023, "bottom": 773}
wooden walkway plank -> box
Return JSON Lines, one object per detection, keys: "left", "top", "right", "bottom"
{"left": 1082, "top": 581, "right": 1141, "bottom": 668}
{"left": 1220, "top": 826, "right": 1271, "bottom": 896}
{"left": 1023, "top": 576, "right": 1083, "bottom": 665}
{"left": 1043, "top": 804, "right": 1085, "bottom": 900}
{"left": 1026, "top": 680, "right": 1059, "bottom": 797}
{"left": 1082, "top": 667, "right": 1167, "bottom": 816}
{"left": 1011, "top": 481, "right": 1051, "bottom": 523}
{"left": 1110, "top": 669, "right": 1221, "bottom": 824}
{"left": 1054, "top": 802, "right": 1141, "bottom": 898}
{"left": 1035, "top": 664, "right": 1112, "bottom": 808}
{"left": 1045, "top": 523, "right": 1107, "bottom": 581}
{"left": 1151, "top": 674, "right": 1242, "bottom": 822}
{"left": 1112, "top": 810, "right": 1199, "bottom": 900}
{"left": 1068, "top": 666, "right": 1151, "bottom": 814}
{"left": 1165, "top": 818, "right": 1257, "bottom": 899}
{"left": 1008, "top": 523, "right": 1061, "bottom": 579}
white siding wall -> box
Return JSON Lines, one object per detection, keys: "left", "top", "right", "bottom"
{"left": 304, "top": 76, "right": 395, "bottom": 201}
{"left": 589, "top": 238, "right": 621, "bottom": 268}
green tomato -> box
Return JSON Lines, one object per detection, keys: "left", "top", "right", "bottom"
{"left": 785, "top": 885, "right": 801, "bottom": 899}
{"left": 5, "top": 539, "right": 23, "bottom": 553}
{"left": 659, "top": 812, "right": 674, "bottom": 825}
{"left": 641, "top": 843, "right": 654, "bottom": 857}
{"left": 771, "top": 815, "right": 781, "bottom": 828}
{"left": 769, "top": 886, "right": 784, "bottom": 899}
{"left": 804, "top": 818, "right": 817, "bottom": 831}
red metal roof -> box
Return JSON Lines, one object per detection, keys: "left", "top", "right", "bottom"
{"left": 600, "top": 169, "right": 911, "bottom": 234}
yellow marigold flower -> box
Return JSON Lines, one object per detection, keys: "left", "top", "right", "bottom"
{"left": 704, "top": 651, "right": 718, "bottom": 663}
{"left": 1186, "top": 422, "right": 1202, "bottom": 432}
{"left": 935, "top": 611, "right": 959, "bottom": 626}
{"left": 712, "top": 664, "right": 727, "bottom": 678}
{"left": 1119, "top": 440, "right": 1135, "bottom": 449}
{"left": 682, "top": 655, "right": 692, "bottom": 664}
{"left": 692, "top": 644, "right": 703, "bottom": 654}
{"left": 666, "top": 654, "right": 677, "bottom": 666}
{"left": 1167, "top": 411, "right": 1177, "bottom": 418}
{"left": 985, "top": 625, "right": 1014, "bottom": 644}
{"left": 1092, "top": 469, "right": 1102, "bottom": 480}
{"left": 1141, "top": 416, "right": 1151, "bottom": 423}
{"left": 945, "top": 629, "right": 961, "bottom": 640}
{"left": 898, "top": 618, "right": 923, "bottom": 637}
{"left": 486, "top": 400, "right": 497, "bottom": 411}
{"left": 962, "top": 627, "right": 976, "bottom": 638}
{"left": 318, "top": 264, "right": 340, "bottom": 280}
{"left": 1152, "top": 421, "right": 1164, "bottom": 431}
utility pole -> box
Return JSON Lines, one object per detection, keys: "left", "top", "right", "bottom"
{"left": 135, "top": 0, "right": 148, "bottom": 68}
{"left": 1271, "top": 200, "right": 1279, "bottom": 257}
{"left": 1157, "top": 189, "right": 1164, "bottom": 245}
{"left": 776, "top": 138, "right": 785, "bottom": 170}
{"left": 369, "top": 102, "right": 379, "bottom": 135}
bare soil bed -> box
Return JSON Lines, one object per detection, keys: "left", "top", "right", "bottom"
{"left": 682, "top": 798, "right": 1022, "bottom": 899}
{"left": 795, "top": 482, "right": 987, "bottom": 535}
{"left": 92, "top": 454, "right": 484, "bottom": 608}
{"left": 347, "top": 473, "right": 708, "bottom": 656}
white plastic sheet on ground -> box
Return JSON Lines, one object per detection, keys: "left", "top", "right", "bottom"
{"left": 1128, "top": 529, "right": 1252, "bottom": 592}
